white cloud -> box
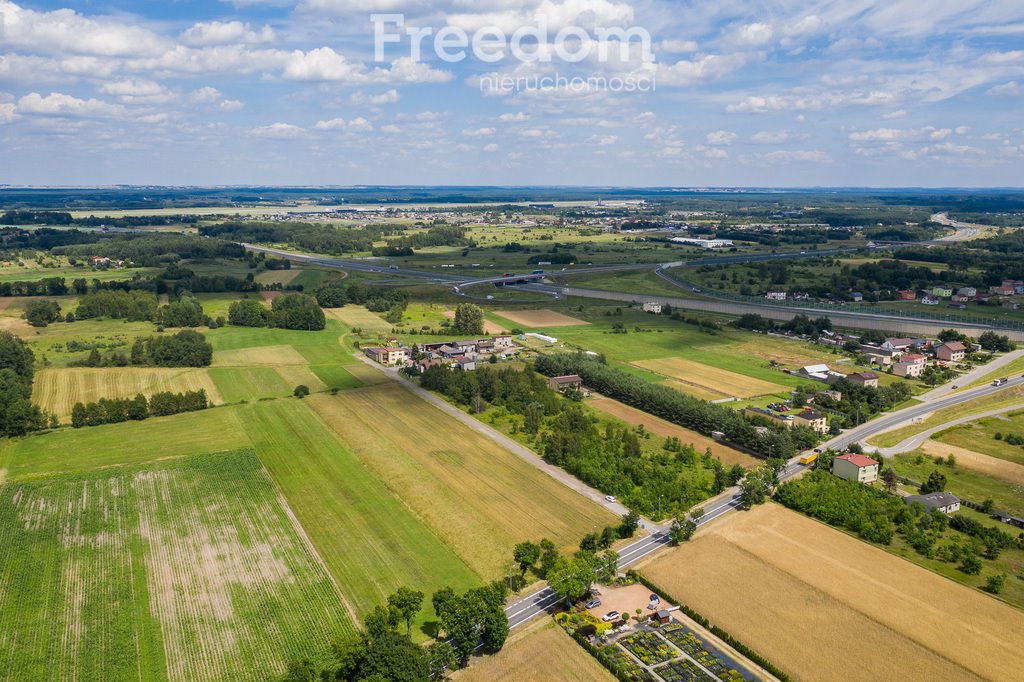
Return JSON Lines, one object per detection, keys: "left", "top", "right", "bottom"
{"left": 179, "top": 21, "right": 276, "bottom": 47}
{"left": 350, "top": 89, "right": 400, "bottom": 105}
{"left": 658, "top": 39, "right": 698, "bottom": 53}
{"left": 736, "top": 22, "right": 774, "bottom": 46}
{"left": 705, "top": 130, "right": 737, "bottom": 145}
{"left": 483, "top": 143, "right": 499, "bottom": 152}
{"left": 987, "top": 80, "right": 1024, "bottom": 96}
{"left": 99, "top": 79, "right": 167, "bottom": 98}
{"left": 187, "top": 86, "right": 244, "bottom": 111}
{"left": 249, "top": 122, "right": 305, "bottom": 138}
{"left": 0, "top": 1, "right": 170, "bottom": 57}
{"left": 749, "top": 130, "right": 791, "bottom": 144}
{"left": 498, "top": 112, "right": 528, "bottom": 122}
{"left": 314, "top": 117, "right": 347, "bottom": 130}
{"left": 17, "top": 91, "right": 121, "bottom": 117}
{"left": 586, "top": 134, "right": 619, "bottom": 146}
{"left": 882, "top": 110, "right": 908, "bottom": 119}
{"left": 657, "top": 53, "right": 750, "bottom": 87}
{"left": 281, "top": 49, "right": 452, "bottom": 84}
{"left": 745, "top": 149, "right": 831, "bottom": 164}
{"left": 462, "top": 127, "right": 496, "bottom": 136}
{"left": 0, "top": 102, "right": 16, "bottom": 124}
{"left": 348, "top": 117, "right": 373, "bottom": 132}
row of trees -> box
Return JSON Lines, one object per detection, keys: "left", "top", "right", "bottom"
{"left": 227, "top": 294, "right": 326, "bottom": 331}
{"left": 0, "top": 331, "right": 49, "bottom": 437}
{"left": 70, "top": 390, "right": 209, "bottom": 428}
{"left": 71, "top": 331, "right": 214, "bottom": 368}
{"left": 534, "top": 353, "right": 818, "bottom": 458}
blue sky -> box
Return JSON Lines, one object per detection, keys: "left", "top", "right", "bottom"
{"left": 1, "top": 0, "right": 1023, "bottom": 186}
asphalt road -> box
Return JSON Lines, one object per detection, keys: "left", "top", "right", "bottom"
{"left": 504, "top": 461, "right": 807, "bottom": 629}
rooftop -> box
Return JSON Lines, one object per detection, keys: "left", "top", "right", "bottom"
{"left": 835, "top": 453, "right": 878, "bottom": 468}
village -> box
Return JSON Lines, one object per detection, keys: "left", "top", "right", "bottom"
{"left": 361, "top": 334, "right": 519, "bottom": 373}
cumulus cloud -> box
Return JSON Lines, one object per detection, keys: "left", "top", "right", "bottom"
{"left": 179, "top": 21, "right": 276, "bottom": 47}
{"left": 17, "top": 91, "right": 121, "bottom": 117}
{"left": 0, "top": 1, "right": 170, "bottom": 57}
{"left": 749, "top": 130, "right": 791, "bottom": 144}
{"left": 705, "top": 130, "right": 737, "bottom": 145}
{"left": 350, "top": 89, "right": 400, "bottom": 105}
{"left": 462, "top": 127, "right": 496, "bottom": 136}
{"left": 249, "top": 122, "right": 305, "bottom": 138}
{"left": 282, "top": 49, "right": 452, "bottom": 84}
{"left": 498, "top": 112, "right": 529, "bottom": 122}
{"left": 586, "top": 134, "right": 619, "bottom": 146}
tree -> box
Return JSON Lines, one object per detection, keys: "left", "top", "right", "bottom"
{"left": 356, "top": 631, "right": 430, "bottom": 682}
{"left": 599, "top": 525, "right": 617, "bottom": 549}
{"left": 271, "top": 293, "right": 326, "bottom": 331}
{"left": 920, "top": 470, "right": 947, "bottom": 494}
{"left": 547, "top": 555, "right": 598, "bottom": 604}
{"left": 984, "top": 573, "right": 1007, "bottom": 594}
{"left": 424, "top": 640, "right": 458, "bottom": 681}
{"left": 71, "top": 402, "right": 87, "bottom": 428}
{"left": 280, "top": 657, "right": 319, "bottom": 682}
{"left": 739, "top": 466, "right": 774, "bottom": 509}
{"left": 388, "top": 587, "right": 424, "bottom": 637}
{"left": 227, "top": 298, "right": 270, "bottom": 327}
{"left": 539, "top": 538, "right": 559, "bottom": 577}
{"left": 293, "top": 384, "right": 310, "bottom": 398}
{"left": 959, "top": 553, "right": 982, "bottom": 576}
{"left": 513, "top": 541, "right": 541, "bottom": 577}
{"left": 579, "top": 532, "right": 599, "bottom": 552}
{"left": 618, "top": 509, "right": 641, "bottom": 538}
{"left": 24, "top": 299, "right": 61, "bottom": 327}
{"left": 328, "top": 633, "right": 367, "bottom": 680}
{"left": 363, "top": 603, "right": 400, "bottom": 639}
{"left": 160, "top": 295, "right": 204, "bottom": 327}
{"left": 431, "top": 586, "right": 456, "bottom": 622}
{"left": 881, "top": 467, "right": 899, "bottom": 495}
{"left": 452, "top": 303, "right": 484, "bottom": 335}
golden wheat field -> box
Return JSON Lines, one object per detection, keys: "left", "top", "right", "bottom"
{"left": 642, "top": 504, "right": 1024, "bottom": 682}
{"left": 494, "top": 309, "right": 589, "bottom": 328}
{"left": 32, "top": 367, "right": 223, "bottom": 416}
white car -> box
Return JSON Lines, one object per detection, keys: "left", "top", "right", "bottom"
{"left": 604, "top": 495, "right": 617, "bottom": 503}
{"left": 601, "top": 611, "right": 620, "bottom": 622}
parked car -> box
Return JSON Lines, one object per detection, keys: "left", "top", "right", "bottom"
{"left": 605, "top": 495, "right": 617, "bottom": 503}
{"left": 585, "top": 599, "right": 602, "bottom": 609}
{"left": 602, "top": 611, "right": 620, "bottom": 622}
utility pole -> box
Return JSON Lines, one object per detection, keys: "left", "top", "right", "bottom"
{"left": 658, "top": 495, "right": 663, "bottom": 520}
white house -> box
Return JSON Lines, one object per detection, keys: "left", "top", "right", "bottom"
{"left": 642, "top": 302, "right": 663, "bottom": 314}
{"left": 832, "top": 453, "right": 880, "bottom": 484}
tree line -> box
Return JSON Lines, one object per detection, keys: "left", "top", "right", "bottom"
{"left": 71, "top": 390, "right": 209, "bottom": 428}
{"left": 71, "top": 330, "right": 213, "bottom": 368}
{"left": 0, "top": 331, "right": 51, "bottom": 437}
{"left": 227, "top": 293, "right": 326, "bottom": 331}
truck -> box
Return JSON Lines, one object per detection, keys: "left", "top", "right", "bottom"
{"left": 799, "top": 452, "right": 818, "bottom": 466}
{"left": 993, "top": 377, "right": 1009, "bottom": 386}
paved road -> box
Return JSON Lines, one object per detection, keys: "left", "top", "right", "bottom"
{"left": 868, "top": 402, "right": 1024, "bottom": 456}
{"left": 919, "top": 349, "right": 1024, "bottom": 400}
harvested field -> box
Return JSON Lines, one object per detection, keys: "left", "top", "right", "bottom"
{"left": 730, "top": 336, "right": 838, "bottom": 368}
{"left": 209, "top": 367, "right": 291, "bottom": 403}
{"left": 454, "top": 619, "right": 613, "bottom": 682}
{"left": 590, "top": 395, "right": 757, "bottom": 467}
{"left": 255, "top": 269, "right": 301, "bottom": 285}
{"left": 212, "top": 344, "right": 308, "bottom": 367}
{"left": 306, "top": 383, "right": 616, "bottom": 578}
{"left": 339, "top": 360, "right": 390, "bottom": 385}
{"left": 324, "top": 305, "right": 392, "bottom": 333}
{"left": 921, "top": 440, "right": 1024, "bottom": 486}
{"left": 642, "top": 504, "right": 1024, "bottom": 682}
{"left": 633, "top": 356, "right": 787, "bottom": 398}
{"left": 0, "top": 449, "right": 352, "bottom": 681}
{"left": 494, "top": 309, "right": 589, "bottom": 327}
{"left": 441, "top": 310, "right": 508, "bottom": 334}
{"left": 274, "top": 365, "right": 327, "bottom": 392}
{"left": 658, "top": 378, "right": 729, "bottom": 401}
{"left": 33, "top": 367, "right": 223, "bottom": 417}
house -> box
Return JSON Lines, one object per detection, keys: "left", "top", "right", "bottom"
{"left": 765, "top": 292, "right": 787, "bottom": 301}
{"left": 363, "top": 346, "right": 409, "bottom": 366}
{"left": 832, "top": 453, "right": 879, "bottom": 484}
{"left": 900, "top": 353, "right": 927, "bottom": 365}
{"left": 744, "top": 407, "right": 794, "bottom": 427}
{"left": 453, "top": 358, "right": 477, "bottom": 371}
{"left": 493, "top": 335, "right": 514, "bottom": 349}
{"left": 847, "top": 371, "right": 880, "bottom": 388}
{"left": 1002, "top": 300, "right": 1020, "bottom": 311}
{"left": 793, "top": 410, "right": 828, "bottom": 434}
{"left": 850, "top": 292, "right": 864, "bottom": 302}
{"left": 641, "top": 302, "right": 663, "bottom": 314}
{"left": 904, "top": 492, "right": 961, "bottom": 514}
{"left": 957, "top": 286, "right": 977, "bottom": 297}
{"left": 993, "top": 511, "right": 1024, "bottom": 529}
{"left": 817, "top": 389, "right": 842, "bottom": 402}
{"left": 932, "top": 285, "right": 953, "bottom": 298}
{"left": 990, "top": 283, "right": 1015, "bottom": 296}
{"left": 894, "top": 361, "right": 926, "bottom": 378}
{"left": 438, "top": 345, "right": 463, "bottom": 359}
{"left": 951, "top": 293, "right": 970, "bottom": 303}
{"left": 934, "top": 341, "right": 966, "bottom": 362}
{"left": 453, "top": 340, "right": 479, "bottom": 353}
{"left": 881, "top": 338, "right": 913, "bottom": 352}
{"left": 897, "top": 290, "right": 917, "bottom": 300}
{"left": 920, "top": 295, "right": 940, "bottom": 305}
{"left": 414, "top": 358, "right": 444, "bottom": 373}
{"left": 547, "top": 375, "right": 583, "bottom": 392}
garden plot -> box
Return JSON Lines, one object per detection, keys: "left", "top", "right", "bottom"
{"left": 0, "top": 449, "right": 352, "bottom": 681}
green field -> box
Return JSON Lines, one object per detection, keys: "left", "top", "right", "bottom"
{"left": 241, "top": 399, "right": 480, "bottom": 632}
{"left": 210, "top": 366, "right": 292, "bottom": 402}
{"left": 933, "top": 412, "right": 1024, "bottom": 466}
{"left": 0, "top": 449, "right": 352, "bottom": 681}
{"left": 891, "top": 452, "right": 1024, "bottom": 517}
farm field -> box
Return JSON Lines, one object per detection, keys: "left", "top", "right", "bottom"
{"left": 212, "top": 343, "right": 310, "bottom": 367}
{"left": 453, "top": 619, "right": 614, "bottom": 682}
{"left": 209, "top": 366, "right": 292, "bottom": 402}
{"left": 657, "top": 378, "right": 726, "bottom": 400}
{"left": 588, "top": 395, "right": 757, "bottom": 468}
{"left": 323, "top": 305, "right": 393, "bottom": 334}
{"left": 307, "top": 384, "right": 617, "bottom": 578}
{"left": 892, "top": 451, "right": 1024, "bottom": 517}
{"left": 0, "top": 449, "right": 352, "bottom": 681}
{"left": 33, "top": 367, "right": 223, "bottom": 417}
{"left": 254, "top": 268, "right": 301, "bottom": 285}
{"left": 241, "top": 398, "right": 480, "bottom": 629}
{"left": 641, "top": 503, "right": 1024, "bottom": 682}
{"left": 0, "top": 407, "right": 251, "bottom": 479}
{"left": 919, "top": 440, "right": 1024, "bottom": 486}
{"left": 633, "top": 356, "right": 788, "bottom": 399}
{"left": 932, "top": 412, "right": 1024, "bottom": 466}
{"left": 492, "top": 309, "right": 589, "bottom": 327}
{"left": 442, "top": 309, "right": 508, "bottom": 334}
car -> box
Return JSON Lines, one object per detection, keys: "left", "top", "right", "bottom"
{"left": 952, "top": 384, "right": 959, "bottom": 389}
{"left": 585, "top": 599, "right": 602, "bottom": 609}
{"left": 649, "top": 594, "right": 660, "bottom": 602}
{"left": 604, "top": 495, "right": 617, "bottom": 503}
{"left": 601, "top": 611, "right": 620, "bottom": 622}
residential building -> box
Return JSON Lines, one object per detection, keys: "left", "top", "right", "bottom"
{"left": 363, "top": 346, "right": 409, "bottom": 366}
{"left": 896, "top": 290, "right": 917, "bottom": 300}
{"left": 900, "top": 353, "right": 927, "bottom": 365}
{"left": 1003, "top": 300, "right": 1020, "bottom": 311}
{"left": 951, "top": 293, "right": 970, "bottom": 303}
{"left": 881, "top": 338, "right": 913, "bottom": 352}
{"left": 670, "top": 237, "right": 734, "bottom": 248}
{"left": 932, "top": 285, "right": 953, "bottom": 298}
{"left": 832, "top": 453, "right": 880, "bottom": 484}
{"left": 893, "top": 361, "right": 926, "bottom": 378}
{"left": 793, "top": 410, "right": 828, "bottom": 434}
{"left": 817, "top": 389, "right": 843, "bottom": 402}
{"left": 920, "top": 295, "right": 940, "bottom": 305}
{"left": 765, "top": 292, "right": 787, "bottom": 301}
{"left": 492, "top": 335, "right": 514, "bottom": 349}
{"left": 850, "top": 291, "right": 863, "bottom": 302}
{"left": 847, "top": 371, "right": 880, "bottom": 388}
{"left": 934, "top": 341, "right": 966, "bottom": 362}
{"left": 547, "top": 375, "right": 583, "bottom": 392}
{"left": 904, "top": 492, "right": 961, "bottom": 514}
{"left": 641, "top": 302, "right": 663, "bottom": 314}
{"left": 957, "top": 286, "right": 977, "bottom": 297}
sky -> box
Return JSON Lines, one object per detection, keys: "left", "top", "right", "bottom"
{"left": 1, "top": 0, "right": 1023, "bottom": 187}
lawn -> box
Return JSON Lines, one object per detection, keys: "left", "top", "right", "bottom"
{"left": 0, "top": 407, "right": 251, "bottom": 480}
{"left": 32, "top": 367, "right": 223, "bottom": 417}
{"left": 641, "top": 503, "right": 1024, "bottom": 682}
{"left": 305, "top": 384, "right": 616, "bottom": 578}
{"left": 0, "top": 449, "right": 352, "bottom": 681}
{"left": 241, "top": 398, "right": 481, "bottom": 630}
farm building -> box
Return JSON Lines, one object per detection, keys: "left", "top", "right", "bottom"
{"left": 903, "top": 492, "right": 961, "bottom": 515}
{"left": 797, "top": 364, "right": 846, "bottom": 384}
{"left": 547, "top": 375, "right": 583, "bottom": 393}
{"left": 832, "top": 453, "right": 879, "bottom": 484}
